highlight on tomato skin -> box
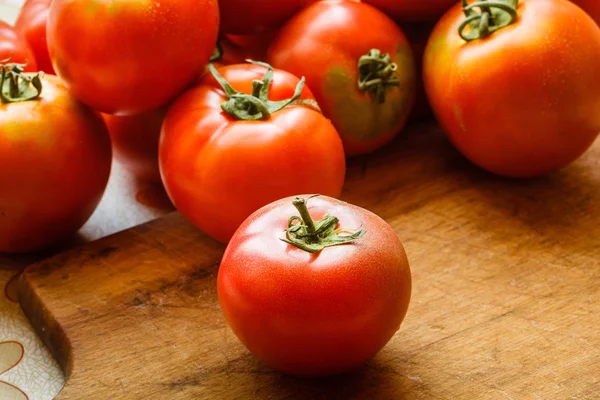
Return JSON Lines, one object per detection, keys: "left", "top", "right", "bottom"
{"left": 217, "top": 194, "right": 412, "bottom": 377}
{"left": 0, "top": 62, "right": 112, "bottom": 254}
{"left": 423, "top": 0, "right": 600, "bottom": 178}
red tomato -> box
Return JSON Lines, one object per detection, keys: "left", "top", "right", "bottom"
{"left": 218, "top": 0, "right": 317, "bottom": 34}
{"left": 424, "top": 0, "right": 600, "bottom": 178}
{"left": 47, "top": 0, "right": 219, "bottom": 115}
{"left": 268, "top": 0, "right": 416, "bottom": 156}
{"left": 159, "top": 62, "right": 346, "bottom": 243}
{"left": 14, "top": 0, "right": 54, "bottom": 74}
{"left": 0, "top": 64, "right": 112, "bottom": 253}
{"left": 363, "top": 0, "right": 457, "bottom": 22}
{"left": 0, "top": 21, "right": 37, "bottom": 72}
{"left": 571, "top": 0, "right": 600, "bottom": 24}
{"left": 103, "top": 108, "right": 167, "bottom": 183}
{"left": 218, "top": 195, "right": 412, "bottom": 376}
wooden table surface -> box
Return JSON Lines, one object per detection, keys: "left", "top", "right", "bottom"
{"left": 14, "top": 123, "right": 600, "bottom": 400}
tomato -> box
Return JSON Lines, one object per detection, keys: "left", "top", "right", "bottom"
{"left": 103, "top": 108, "right": 166, "bottom": 183}
{"left": 363, "top": 0, "right": 457, "bottom": 22}
{"left": 571, "top": 0, "right": 600, "bottom": 24}
{"left": 0, "top": 63, "right": 112, "bottom": 253}
{"left": 47, "top": 0, "right": 219, "bottom": 115}
{"left": 14, "top": 0, "right": 54, "bottom": 74}
{"left": 424, "top": 0, "right": 600, "bottom": 178}
{"left": 159, "top": 62, "right": 346, "bottom": 243}
{"left": 218, "top": 0, "right": 317, "bottom": 34}
{"left": 0, "top": 21, "right": 37, "bottom": 72}
{"left": 218, "top": 195, "right": 412, "bottom": 376}
{"left": 267, "top": 0, "right": 416, "bottom": 156}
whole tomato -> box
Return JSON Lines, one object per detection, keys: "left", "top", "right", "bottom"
{"left": 14, "top": 0, "right": 54, "bottom": 74}
{"left": 159, "top": 62, "right": 346, "bottom": 243}
{"left": 103, "top": 108, "right": 167, "bottom": 183}
{"left": 47, "top": 0, "right": 219, "bottom": 115}
{"left": 0, "top": 63, "right": 112, "bottom": 253}
{"left": 424, "top": 0, "right": 600, "bottom": 178}
{"left": 363, "top": 0, "right": 457, "bottom": 22}
{"left": 218, "top": 0, "right": 317, "bottom": 34}
{"left": 571, "top": 0, "right": 600, "bottom": 24}
{"left": 0, "top": 21, "right": 37, "bottom": 72}
{"left": 218, "top": 195, "right": 412, "bottom": 376}
{"left": 268, "top": 0, "right": 416, "bottom": 156}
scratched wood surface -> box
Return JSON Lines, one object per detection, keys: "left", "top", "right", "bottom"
{"left": 18, "top": 123, "right": 600, "bottom": 399}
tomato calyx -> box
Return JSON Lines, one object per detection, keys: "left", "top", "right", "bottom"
{"left": 208, "top": 60, "right": 308, "bottom": 120}
{"left": 281, "top": 196, "right": 366, "bottom": 254}
{"left": 357, "top": 49, "right": 400, "bottom": 104}
{"left": 458, "top": 0, "right": 518, "bottom": 42}
{"left": 0, "top": 60, "right": 43, "bottom": 103}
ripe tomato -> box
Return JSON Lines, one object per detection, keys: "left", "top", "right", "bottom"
{"left": 218, "top": 195, "right": 412, "bottom": 376}
{"left": 159, "top": 62, "right": 346, "bottom": 243}
{"left": 14, "top": 0, "right": 54, "bottom": 74}
{"left": 103, "top": 108, "right": 167, "bottom": 183}
{"left": 218, "top": 0, "right": 317, "bottom": 34}
{"left": 363, "top": 0, "right": 457, "bottom": 22}
{"left": 0, "top": 21, "right": 37, "bottom": 72}
{"left": 424, "top": 0, "right": 600, "bottom": 178}
{"left": 267, "top": 0, "right": 416, "bottom": 156}
{"left": 0, "top": 64, "right": 112, "bottom": 253}
{"left": 47, "top": 0, "right": 219, "bottom": 115}
{"left": 571, "top": 0, "right": 600, "bottom": 24}
{"left": 213, "top": 31, "right": 277, "bottom": 68}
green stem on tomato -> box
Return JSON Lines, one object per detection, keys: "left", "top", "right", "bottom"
{"left": 281, "top": 196, "right": 366, "bottom": 254}
{"left": 208, "top": 60, "right": 306, "bottom": 121}
{"left": 0, "top": 61, "right": 43, "bottom": 103}
{"left": 357, "top": 49, "right": 400, "bottom": 104}
{"left": 458, "top": 0, "right": 519, "bottom": 42}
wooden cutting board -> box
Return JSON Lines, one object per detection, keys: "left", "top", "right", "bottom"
{"left": 18, "top": 123, "right": 600, "bottom": 399}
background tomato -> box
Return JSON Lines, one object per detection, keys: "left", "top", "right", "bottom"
{"left": 103, "top": 108, "right": 167, "bottom": 183}
{"left": 363, "top": 0, "right": 457, "bottom": 22}
{"left": 47, "top": 0, "right": 219, "bottom": 115}
{"left": 424, "top": 0, "right": 600, "bottom": 178}
{"left": 218, "top": 0, "right": 317, "bottom": 34}
{"left": 159, "top": 63, "right": 346, "bottom": 243}
{"left": 218, "top": 195, "right": 412, "bottom": 376}
{"left": 213, "top": 31, "right": 276, "bottom": 68}
{"left": 268, "top": 0, "right": 416, "bottom": 156}
{"left": 571, "top": 0, "right": 600, "bottom": 24}
{"left": 0, "top": 21, "right": 37, "bottom": 72}
{"left": 14, "top": 0, "right": 54, "bottom": 74}
{"left": 0, "top": 71, "right": 112, "bottom": 253}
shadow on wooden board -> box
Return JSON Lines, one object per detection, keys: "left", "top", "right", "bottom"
{"left": 19, "top": 122, "right": 600, "bottom": 399}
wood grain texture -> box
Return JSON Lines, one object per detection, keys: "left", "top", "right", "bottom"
{"left": 18, "top": 123, "right": 600, "bottom": 399}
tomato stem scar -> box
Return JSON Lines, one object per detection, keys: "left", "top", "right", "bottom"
{"left": 357, "top": 49, "right": 400, "bottom": 104}
{"left": 208, "top": 60, "right": 307, "bottom": 120}
{"left": 0, "top": 60, "right": 43, "bottom": 103}
{"left": 458, "top": 0, "right": 518, "bottom": 42}
{"left": 281, "top": 196, "right": 366, "bottom": 253}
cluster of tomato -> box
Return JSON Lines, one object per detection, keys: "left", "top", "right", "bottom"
{"left": 2, "top": 0, "right": 600, "bottom": 377}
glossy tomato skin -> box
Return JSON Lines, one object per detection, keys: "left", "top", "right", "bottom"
{"left": 424, "top": 0, "right": 600, "bottom": 178}
{"left": 0, "top": 21, "right": 37, "bottom": 72}
{"left": 571, "top": 0, "right": 600, "bottom": 24}
{"left": 160, "top": 64, "right": 346, "bottom": 243}
{"left": 268, "top": 0, "right": 416, "bottom": 156}
{"left": 103, "top": 108, "right": 167, "bottom": 183}
{"left": 363, "top": 0, "right": 457, "bottom": 22}
{"left": 0, "top": 74, "right": 112, "bottom": 253}
{"left": 47, "top": 0, "right": 219, "bottom": 115}
{"left": 218, "top": 195, "right": 412, "bottom": 376}
{"left": 14, "top": 0, "right": 54, "bottom": 74}
{"left": 218, "top": 0, "right": 317, "bottom": 34}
